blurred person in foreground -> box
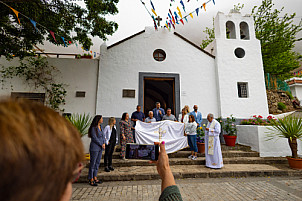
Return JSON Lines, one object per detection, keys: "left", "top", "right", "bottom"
{"left": 0, "top": 98, "right": 84, "bottom": 201}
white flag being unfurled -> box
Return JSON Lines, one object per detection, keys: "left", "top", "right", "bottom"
{"left": 135, "top": 120, "right": 188, "bottom": 154}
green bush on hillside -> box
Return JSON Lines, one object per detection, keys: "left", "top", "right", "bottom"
{"left": 278, "top": 102, "right": 287, "bottom": 111}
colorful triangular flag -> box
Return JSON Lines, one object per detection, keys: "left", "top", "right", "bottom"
{"left": 61, "top": 37, "right": 67, "bottom": 47}
{"left": 212, "top": 0, "right": 215, "bottom": 5}
{"left": 152, "top": 9, "right": 157, "bottom": 17}
{"left": 150, "top": 0, "right": 155, "bottom": 11}
{"left": 189, "top": 13, "right": 193, "bottom": 19}
{"left": 196, "top": 8, "right": 199, "bottom": 16}
{"left": 203, "top": 3, "right": 206, "bottom": 11}
{"left": 29, "top": 19, "right": 38, "bottom": 32}
{"left": 10, "top": 7, "right": 20, "bottom": 24}
{"left": 49, "top": 30, "right": 57, "bottom": 43}
{"left": 180, "top": 19, "right": 184, "bottom": 25}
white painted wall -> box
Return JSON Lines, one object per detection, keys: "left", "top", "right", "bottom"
{"left": 237, "top": 125, "right": 302, "bottom": 157}
{"left": 214, "top": 11, "right": 269, "bottom": 118}
{"left": 97, "top": 27, "right": 218, "bottom": 118}
{"left": 287, "top": 78, "right": 302, "bottom": 105}
{"left": 0, "top": 57, "right": 99, "bottom": 115}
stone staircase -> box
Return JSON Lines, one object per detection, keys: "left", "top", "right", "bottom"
{"left": 78, "top": 144, "right": 301, "bottom": 183}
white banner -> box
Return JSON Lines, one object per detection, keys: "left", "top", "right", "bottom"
{"left": 135, "top": 120, "right": 188, "bottom": 154}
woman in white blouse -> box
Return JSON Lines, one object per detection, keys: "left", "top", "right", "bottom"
{"left": 185, "top": 115, "right": 198, "bottom": 160}
{"left": 178, "top": 108, "right": 189, "bottom": 123}
{"left": 103, "top": 117, "right": 119, "bottom": 172}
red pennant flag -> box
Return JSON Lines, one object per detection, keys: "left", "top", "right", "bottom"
{"left": 49, "top": 31, "right": 57, "bottom": 43}
{"left": 10, "top": 7, "right": 20, "bottom": 24}
{"left": 180, "top": 19, "right": 184, "bottom": 25}
{"left": 68, "top": 41, "right": 72, "bottom": 44}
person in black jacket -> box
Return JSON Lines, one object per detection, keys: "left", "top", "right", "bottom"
{"left": 103, "top": 117, "right": 118, "bottom": 172}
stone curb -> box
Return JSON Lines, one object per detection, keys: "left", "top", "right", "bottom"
{"left": 77, "top": 169, "right": 302, "bottom": 183}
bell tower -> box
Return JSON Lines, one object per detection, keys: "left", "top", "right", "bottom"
{"left": 213, "top": 10, "right": 269, "bottom": 118}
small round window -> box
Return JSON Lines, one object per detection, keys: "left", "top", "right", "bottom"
{"left": 234, "top": 47, "right": 245, "bottom": 58}
{"left": 153, "top": 49, "right": 166, "bottom": 62}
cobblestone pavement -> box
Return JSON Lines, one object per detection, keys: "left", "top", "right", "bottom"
{"left": 71, "top": 176, "right": 302, "bottom": 201}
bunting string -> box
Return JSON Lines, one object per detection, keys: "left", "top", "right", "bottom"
{"left": 0, "top": 0, "right": 99, "bottom": 57}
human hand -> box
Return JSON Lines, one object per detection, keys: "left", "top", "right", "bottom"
{"left": 158, "top": 110, "right": 162, "bottom": 115}
{"left": 123, "top": 135, "right": 126, "bottom": 140}
{"left": 149, "top": 141, "right": 175, "bottom": 192}
{"left": 102, "top": 144, "right": 105, "bottom": 149}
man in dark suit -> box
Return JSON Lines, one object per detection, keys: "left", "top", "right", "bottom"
{"left": 152, "top": 102, "right": 165, "bottom": 121}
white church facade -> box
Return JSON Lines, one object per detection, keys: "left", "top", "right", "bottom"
{"left": 96, "top": 10, "right": 269, "bottom": 119}
{"left": 0, "top": 11, "right": 269, "bottom": 120}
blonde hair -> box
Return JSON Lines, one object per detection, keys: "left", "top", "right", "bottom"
{"left": 108, "top": 117, "right": 116, "bottom": 129}
{"left": 183, "top": 105, "right": 190, "bottom": 115}
{"left": 0, "top": 98, "right": 84, "bottom": 201}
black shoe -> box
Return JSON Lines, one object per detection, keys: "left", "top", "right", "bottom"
{"left": 95, "top": 179, "right": 103, "bottom": 184}
{"left": 89, "top": 180, "right": 98, "bottom": 186}
{"left": 104, "top": 167, "right": 110, "bottom": 172}
{"left": 109, "top": 166, "right": 114, "bottom": 171}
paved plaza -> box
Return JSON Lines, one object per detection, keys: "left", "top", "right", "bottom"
{"left": 71, "top": 176, "right": 302, "bottom": 201}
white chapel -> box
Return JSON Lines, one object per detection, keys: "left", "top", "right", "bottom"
{"left": 96, "top": 10, "right": 269, "bottom": 119}
{"left": 0, "top": 10, "right": 269, "bottom": 121}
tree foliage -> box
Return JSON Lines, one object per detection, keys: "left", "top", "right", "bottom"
{"left": 201, "top": 0, "right": 302, "bottom": 79}
{"left": 0, "top": 0, "right": 119, "bottom": 59}
{"left": 201, "top": 18, "right": 215, "bottom": 49}
{"left": 252, "top": 0, "right": 302, "bottom": 78}
{"left": 1, "top": 56, "right": 67, "bottom": 111}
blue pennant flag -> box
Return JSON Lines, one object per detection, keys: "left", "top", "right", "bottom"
{"left": 196, "top": 8, "right": 199, "bottom": 16}
{"left": 184, "top": 16, "right": 188, "bottom": 22}
{"left": 150, "top": 0, "right": 155, "bottom": 11}
{"left": 212, "top": 0, "right": 215, "bottom": 5}
{"left": 61, "top": 37, "right": 67, "bottom": 47}
{"left": 180, "top": 0, "right": 186, "bottom": 12}
{"left": 29, "top": 19, "right": 38, "bottom": 32}
{"left": 174, "top": 12, "right": 179, "bottom": 24}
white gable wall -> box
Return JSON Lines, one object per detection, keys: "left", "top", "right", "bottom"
{"left": 97, "top": 27, "right": 218, "bottom": 118}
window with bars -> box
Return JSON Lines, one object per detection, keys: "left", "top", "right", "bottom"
{"left": 237, "top": 82, "right": 248, "bottom": 98}
{"left": 153, "top": 49, "right": 166, "bottom": 62}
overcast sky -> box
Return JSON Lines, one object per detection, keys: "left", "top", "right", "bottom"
{"left": 40, "top": 0, "right": 302, "bottom": 56}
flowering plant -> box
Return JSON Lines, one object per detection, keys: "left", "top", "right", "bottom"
{"left": 240, "top": 115, "right": 277, "bottom": 126}
{"left": 196, "top": 126, "right": 205, "bottom": 143}
{"left": 223, "top": 115, "right": 237, "bottom": 136}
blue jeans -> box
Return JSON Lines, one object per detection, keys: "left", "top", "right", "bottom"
{"left": 88, "top": 149, "right": 103, "bottom": 180}
{"left": 187, "top": 135, "right": 198, "bottom": 153}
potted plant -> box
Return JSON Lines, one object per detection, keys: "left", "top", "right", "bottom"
{"left": 66, "top": 113, "right": 92, "bottom": 160}
{"left": 196, "top": 126, "right": 205, "bottom": 153}
{"left": 81, "top": 53, "right": 93, "bottom": 59}
{"left": 268, "top": 116, "right": 302, "bottom": 169}
{"left": 223, "top": 115, "right": 237, "bottom": 146}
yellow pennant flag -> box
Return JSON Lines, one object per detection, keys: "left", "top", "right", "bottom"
{"left": 10, "top": 7, "right": 20, "bottom": 24}
{"left": 189, "top": 13, "right": 193, "bottom": 19}
{"left": 203, "top": 3, "right": 206, "bottom": 11}
{"left": 152, "top": 9, "right": 157, "bottom": 17}
{"left": 177, "top": 7, "right": 183, "bottom": 18}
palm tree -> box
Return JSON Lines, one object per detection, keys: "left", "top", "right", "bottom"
{"left": 66, "top": 113, "right": 92, "bottom": 137}
{"left": 268, "top": 116, "right": 302, "bottom": 158}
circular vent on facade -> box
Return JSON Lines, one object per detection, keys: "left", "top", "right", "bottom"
{"left": 153, "top": 49, "right": 166, "bottom": 62}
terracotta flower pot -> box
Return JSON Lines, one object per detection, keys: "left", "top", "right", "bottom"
{"left": 223, "top": 135, "right": 237, "bottom": 147}
{"left": 197, "top": 142, "right": 205, "bottom": 154}
{"left": 287, "top": 157, "right": 302, "bottom": 170}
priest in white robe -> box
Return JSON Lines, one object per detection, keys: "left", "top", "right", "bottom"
{"left": 205, "top": 113, "right": 223, "bottom": 169}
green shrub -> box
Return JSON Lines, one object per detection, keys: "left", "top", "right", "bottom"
{"left": 286, "top": 91, "right": 294, "bottom": 100}
{"left": 278, "top": 102, "right": 287, "bottom": 111}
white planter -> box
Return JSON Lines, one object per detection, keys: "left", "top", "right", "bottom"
{"left": 237, "top": 125, "right": 302, "bottom": 157}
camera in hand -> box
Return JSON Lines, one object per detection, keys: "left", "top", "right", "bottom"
{"left": 126, "top": 143, "right": 159, "bottom": 161}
